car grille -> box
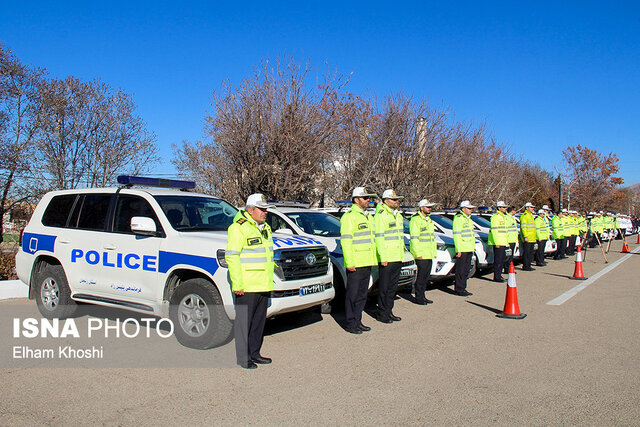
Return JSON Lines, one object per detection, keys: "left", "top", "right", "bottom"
{"left": 274, "top": 246, "right": 329, "bottom": 281}
{"left": 398, "top": 273, "right": 415, "bottom": 286}
{"left": 398, "top": 260, "right": 416, "bottom": 286}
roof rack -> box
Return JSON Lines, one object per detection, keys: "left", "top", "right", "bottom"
{"left": 117, "top": 175, "right": 196, "bottom": 191}
{"left": 267, "top": 200, "right": 311, "bottom": 208}
{"left": 334, "top": 200, "right": 378, "bottom": 208}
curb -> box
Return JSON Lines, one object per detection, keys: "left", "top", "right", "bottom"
{"left": 0, "top": 280, "right": 28, "bottom": 300}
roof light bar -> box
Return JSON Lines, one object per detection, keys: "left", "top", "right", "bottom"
{"left": 117, "top": 175, "right": 196, "bottom": 189}
{"left": 267, "top": 200, "right": 311, "bottom": 208}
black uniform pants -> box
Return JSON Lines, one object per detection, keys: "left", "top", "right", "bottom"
{"left": 522, "top": 241, "right": 535, "bottom": 270}
{"left": 567, "top": 235, "right": 576, "bottom": 255}
{"left": 345, "top": 267, "right": 371, "bottom": 328}
{"left": 554, "top": 238, "right": 566, "bottom": 259}
{"left": 535, "top": 239, "right": 547, "bottom": 265}
{"left": 414, "top": 259, "right": 433, "bottom": 303}
{"left": 234, "top": 291, "right": 269, "bottom": 364}
{"left": 454, "top": 252, "right": 473, "bottom": 293}
{"left": 504, "top": 242, "right": 516, "bottom": 273}
{"left": 493, "top": 246, "right": 506, "bottom": 280}
{"left": 377, "top": 261, "right": 401, "bottom": 319}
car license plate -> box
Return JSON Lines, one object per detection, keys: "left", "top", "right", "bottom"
{"left": 299, "top": 283, "right": 326, "bottom": 296}
{"left": 400, "top": 269, "right": 414, "bottom": 277}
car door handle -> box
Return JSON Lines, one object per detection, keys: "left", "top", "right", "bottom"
{"left": 59, "top": 239, "right": 70, "bottom": 244}
{"left": 103, "top": 244, "right": 117, "bottom": 250}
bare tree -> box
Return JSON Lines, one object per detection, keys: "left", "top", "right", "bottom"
{"left": 174, "top": 57, "right": 351, "bottom": 205}
{"left": 561, "top": 144, "right": 623, "bottom": 211}
{"left": 0, "top": 44, "right": 46, "bottom": 233}
{"left": 86, "top": 87, "right": 158, "bottom": 187}
{"left": 34, "top": 77, "right": 158, "bottom": 190}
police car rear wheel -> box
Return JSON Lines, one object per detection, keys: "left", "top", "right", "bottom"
{"left": 35, "top": 264, "right": 77, "bottom": 319}
{"left": 169, "top": 278, "right": 232, "bottom": 349}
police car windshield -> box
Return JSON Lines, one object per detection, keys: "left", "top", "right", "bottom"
{"left": 471, "top": 215, "right": 491, "bottom": 228}
{"left": 154, "top": 196, "right": 238, "bottom": 231}
{"left": 284, "top": 212, "right": 341, "bottom": 237}
{"left": 431, "top": 214, "right": 453, "bottom": 230}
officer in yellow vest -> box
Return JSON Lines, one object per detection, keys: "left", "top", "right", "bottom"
{"left": 452, "top": 200, "right": 476, "bottom": 296}
{"left": 226, "top": 193, "right": 275, "bottom": 369}
{"left": 488, "top": 201, "right": 509, "bottom": 282}
{"left": 340, "top": 187, "right": 378, "bottom": 334}
{"left": 374, "top": 189, "right": 405, "bottom": 322}
{"left": 409, "top": 199, "right": 437, "bottom": 304}
{"left": 534, "top": 205, "right": 551, "bottom": 267}
{"left": 504, "top": 206, "right": 519, "bottom": 273}
{"left": 605, "top": 212, "right": 615, "bottom": 240}
{"left": 552, "top": 209, "right": 566, "bottom": 259}
{"left": 587, "top": 212, "right": 599, "bottom": 248}
{"left": 520, "top": 202, "right": 537, "bottom": 271}
{"left": 562, "top": 208, "right": 572, "bottom": 255}
{"left": 566, "top": 210, "right": 578, "bottom": 255}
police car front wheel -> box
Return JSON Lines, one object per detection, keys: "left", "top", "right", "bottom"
{"left": 169, "top": 278, "right": 232, "bottom": 349}
{"left": 35, "top": 264, "right": 77, "bottom": 319}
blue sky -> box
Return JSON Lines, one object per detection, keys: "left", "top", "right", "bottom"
{"left": 2, "top": 1, "right": 639, "bottom": 185}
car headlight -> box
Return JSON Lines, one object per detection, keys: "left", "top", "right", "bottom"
{"left": 272, "top": 251, "right": 284, "bottom": 280}
{"left": 216, "top": 249, "right": 228, "bottom": 268}
{"left": 273, "top": 262, "right": 284, "bottom": 280}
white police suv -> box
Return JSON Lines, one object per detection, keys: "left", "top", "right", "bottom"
{"left": 15, "top": 177, "right": 334, "bottom": 349}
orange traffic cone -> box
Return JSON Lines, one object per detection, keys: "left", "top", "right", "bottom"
{"left": 621, "top": 240, "right": 630, "bottom": 253}
{"left": 636, "top": 233, "right": 640, "bottom": 244}
{"left": 571, "top": 245, "right": 587, "bottom": 280}
{"left": 497, "top": 262, "right": 526, "bottom": 319}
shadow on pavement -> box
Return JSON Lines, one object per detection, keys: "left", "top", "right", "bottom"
{"left": 436, "top": 285, "right": 458, "bottom": 295}
{"left": 543, "top": 272, "right": 575, "bottom": 279}
{"left": 466, "top": 300, "right": 502, "bottom": 314}
{"left": 264, "top": 308, "right": 323, "bottom": 336}
{"left": 475, "top": 275, "right": 501, "bottom": 282}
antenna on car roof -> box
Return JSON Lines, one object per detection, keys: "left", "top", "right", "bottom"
{"left": 117, "top": 175, "right": 196, "bottom": 191}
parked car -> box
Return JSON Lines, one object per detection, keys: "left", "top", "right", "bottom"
{"left": 434, "top": 212, "right": 493, "bottom": 276}
{"left": 264, "top": 202, "right": 417, "bottom": 312}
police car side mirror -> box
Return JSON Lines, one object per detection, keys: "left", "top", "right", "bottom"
{"left": 131, "top": 216, "right": 157, "bottom": 236}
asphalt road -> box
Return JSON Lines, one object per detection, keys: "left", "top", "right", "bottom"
{"left": 2, "top": 239, "right": 639, "bottom": 426}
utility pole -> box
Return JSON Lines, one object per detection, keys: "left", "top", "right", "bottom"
{"left": 558, "top": 174, "right": 563, "bottom": 210}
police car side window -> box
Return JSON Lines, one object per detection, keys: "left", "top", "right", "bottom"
{"left": 266, "top": 212, "right": 293, "bottom": 233}
{"left": 42, "top": 195, "right": 78, "bottom": 227}
{"left": 75, "top": 194, "right": 112, "bottom": 231}
{"left": 113, "top": 195, "right": 162, "bottom": 234}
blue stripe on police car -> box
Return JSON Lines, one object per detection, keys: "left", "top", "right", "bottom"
{"left": 22, "top": 233, "right": 57, "bottom": 255}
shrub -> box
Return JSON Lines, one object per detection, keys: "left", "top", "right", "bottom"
{"left": 0, "top": 252, "right": 18, "bottom": 280}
